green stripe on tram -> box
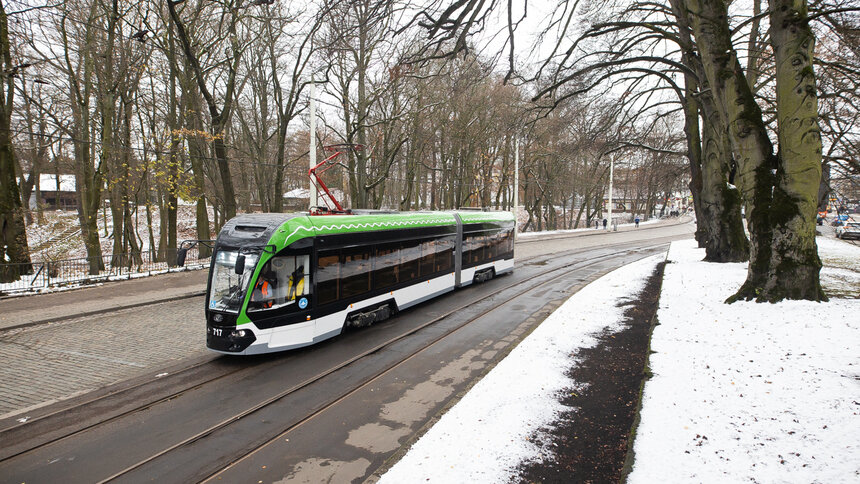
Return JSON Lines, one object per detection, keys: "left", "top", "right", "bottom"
{"left": 268, "top": 212, "right": 461, "bottom": 248}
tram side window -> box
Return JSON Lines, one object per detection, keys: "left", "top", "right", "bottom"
{"left": 373, "top": 243, "right": 401, "bottom": 288}
{"left": 248, "top": 254, "right": 310, "bottom": 312}
{"left": 341, "top": 247, "right": 371, "bottom": 299}
{"left": 401, "top": 240, "right": 421, "bottom": 280}
{"left": 435, "top": 236, "right": 454, "bottom": 272}
{"left": 486, "top": 232, "right": 499, "bottom": 260}
{"left": 317, "top": 251, "right": 340, "bottom": 305}
{"left": 463, "top": 232, "right": 486, "bottom": 266}
{"left": 477, "top": 235, "right": 488, "bottom": 263}
{"left": 420, "top": 240, "right": 436, "bottom": 276}
{"left": 502, "top": 229, "right": 514, "bottom": 255}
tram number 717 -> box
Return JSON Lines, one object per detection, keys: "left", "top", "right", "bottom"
{"left": 210, "top": 328, "right": 223, "bottom": 337}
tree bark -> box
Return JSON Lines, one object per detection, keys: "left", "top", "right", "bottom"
{"left": 765, "top": 0, "right": 825, "bottom": 300}
{"left": 699, "top": 96, "right": 749, "bottom": 262}
{"left": 0, "top": 2, "right": 32, "bottom": 282}
{"left": 681, "top": 0, "right": 824, "bottom": 301}
{"left": 671, "top": 0, "right": 748, "bottom": 262}
{"left": 61, "top": 5, "right": 104, "bottom": 275}
{"left": 681, "top": 68, "right": 708, "bottom": 248}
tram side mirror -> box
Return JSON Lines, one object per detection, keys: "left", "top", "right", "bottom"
{"left": 176, "top": 248, "right": 188, "bottom": 267}
{"left": 235, "top": 255, "right": 246, "bottom": 275}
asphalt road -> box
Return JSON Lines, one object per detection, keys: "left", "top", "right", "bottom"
{"left": 0, "top": 220, "right": 695, "bottom": 483}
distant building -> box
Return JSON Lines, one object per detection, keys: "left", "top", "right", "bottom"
{"left": 30, "top": 174, "right": 77, "bottom": 210}
{"left": 283, "top": 187, "right": 346, "bottom": 212}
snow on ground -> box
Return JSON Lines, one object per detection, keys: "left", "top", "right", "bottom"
{"left": 24, "top": 202, "right": 207, "bottom": 262}
{"left": 818, "top": 237, "right": 860, "bottom": 298}
{"left": 379, "top": 236, "right": 860, "bottom": 483}
{"left": 628, "top": 239, "right": 859, "bottom": 483}
{"left": 378, "top": 253, "right": 667, "bottom": 483}
{"left": 516, "top": 217, "right": 661, "bottom": 239}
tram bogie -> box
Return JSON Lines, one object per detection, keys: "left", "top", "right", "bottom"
{"left": 181, "top": 210, "right": 515, "bottom": 355}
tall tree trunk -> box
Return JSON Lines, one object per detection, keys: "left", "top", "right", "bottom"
{"left": 673, "top": 0, "right": 747, "bottom": 261}
{"left": 765, "top": 0, "right": 825, "bottom": 300}
{"left": 168, "top": 0, "right": 238, "bottom": 221}
{"left": 683, "top": 0, "right": 774, "bottom": 296}
{"left": 61, "top": 5, "right": 104, "bottom": 275}
{"left": 681, "top": 69, "right": 708, "bottom": 247}
{"left": 0, "top": 2, "right": 32, "bottom": 282}
{"left": 699, "top": 97, "right": 750, "bottom": 262}
{"left": 165, "top": 29, "right": 180, "bottom": 265}
{"left": 121, "top": 95, "right": 142, "bottom": 266}
{"left": 178, "top": 61, "right": 211, "bottom": 256}
{"left": 681, "top": 0, "right": 824, "bottom": 302}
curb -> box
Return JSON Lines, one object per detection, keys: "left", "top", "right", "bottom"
{"left": 0, "top": 291, "right": 206, "bottom": 333}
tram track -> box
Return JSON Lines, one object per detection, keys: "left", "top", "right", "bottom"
{"left": 200, "top": 244, "right": 671, "bottom": 483}
{"left": 0, "top": 227, "right": 647, "bottom": 443}
{"left": 0, "top": 247, "right": 562, "bottom": 450}
{"left": 0, "top": 232, "right": 685, "bottom": 483}
{"left": 95, "top": 242, "right": 670, "bottom": 483}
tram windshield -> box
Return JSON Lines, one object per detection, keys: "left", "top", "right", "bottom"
{"left": 208, "top": 250, "right": 260, "bottom": 313}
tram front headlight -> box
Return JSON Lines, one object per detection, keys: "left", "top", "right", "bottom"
{"left": 231, "top": 329, "right": 248, "bottom": 338}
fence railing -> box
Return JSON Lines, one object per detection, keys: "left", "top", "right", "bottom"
{"left": 0, "top": 246, "right": 211, "bottom": 296}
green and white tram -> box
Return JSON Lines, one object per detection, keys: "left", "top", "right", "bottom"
{"left": 181, "top": 210, "right": 515, "bottom": 355}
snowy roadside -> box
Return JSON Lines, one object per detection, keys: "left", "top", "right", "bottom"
{"left": 628, "top": 238, "right": 860, "bottom": 483}
{"left": 516, "top": 218, "right": 662, "bottom": 239}
{"left": 377, "top": 252, "right": 667, "bottom": 482}
{"left": 377, "top": 236, "right": 860, "bottom": 483}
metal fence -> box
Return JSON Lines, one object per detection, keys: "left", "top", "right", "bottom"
{"left": 0, "top": 246, "right": 211, "bottom": 296}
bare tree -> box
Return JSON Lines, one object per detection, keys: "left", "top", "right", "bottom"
{"left": 167, "top": 0, "right": 246, "bottom": 222}
{"left": 0, "top": 1, "right": 32, "bottom": 282}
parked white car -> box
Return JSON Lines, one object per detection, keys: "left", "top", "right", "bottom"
{"left": 836, "top": 222, "right": 860, "bottom": 240}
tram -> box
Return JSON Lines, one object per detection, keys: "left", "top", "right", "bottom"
{"left": 179, "top": 210, "right": 515, "bottom": 355}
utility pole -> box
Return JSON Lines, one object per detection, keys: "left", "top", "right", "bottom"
{"left": 608, "top": 153, "right": 614, "bottom": 230}
{"left": 308, "top": 81, "right": 318, "bottom": 209}
{"left": 514, "top": 138, "right": 519, "bottom": 238}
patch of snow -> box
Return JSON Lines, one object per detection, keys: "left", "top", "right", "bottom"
{"left": 378, "top": 254, "right": 665, "bottom": 483}
{"left": 379, "top": 235, "right": 859, "bottom": 483}
{"left": 39, "top": 174, "right": 76, "bottom": 192}
{"left": 516, "top": 219, "right": 660, "bottom": 238}
{"left": 628, "top": 239, "right": 859, "bottom": 483}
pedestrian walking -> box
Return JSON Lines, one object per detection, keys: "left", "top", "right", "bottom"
{"left": 635, "top": 217, "right": 640, "bottom": 228}
{"left": 602, "top": 218, "right": 607, "bottom": 230}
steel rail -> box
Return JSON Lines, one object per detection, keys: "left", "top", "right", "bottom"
{"left": 99, "top": 242, "right": 672, "bottom": 483}
{"left": 0, "top": 248, "right": 571, "bottom": 460}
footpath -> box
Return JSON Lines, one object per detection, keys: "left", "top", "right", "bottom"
{"left": 0, "top": 270, "right": 207, "bottom": 331}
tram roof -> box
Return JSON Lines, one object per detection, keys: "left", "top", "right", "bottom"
{"left": 281, "top": 210, "right": 513, "bottom": 248}
{"left": 217, "top": 210, "right": 514, "bottom": 250}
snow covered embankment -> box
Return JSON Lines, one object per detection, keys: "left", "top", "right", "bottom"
{"left": 629, "top": 238, "right": 860, "bottom": 483}
{"left": 378, "top": 253, "right": 666, "bottom": 483}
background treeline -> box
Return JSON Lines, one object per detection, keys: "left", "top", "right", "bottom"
{"left": 2, "top": 0, "right": 687, "bottom": 279}
{"left": 4, "top": 0, "right": 857, "bottom": 303}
